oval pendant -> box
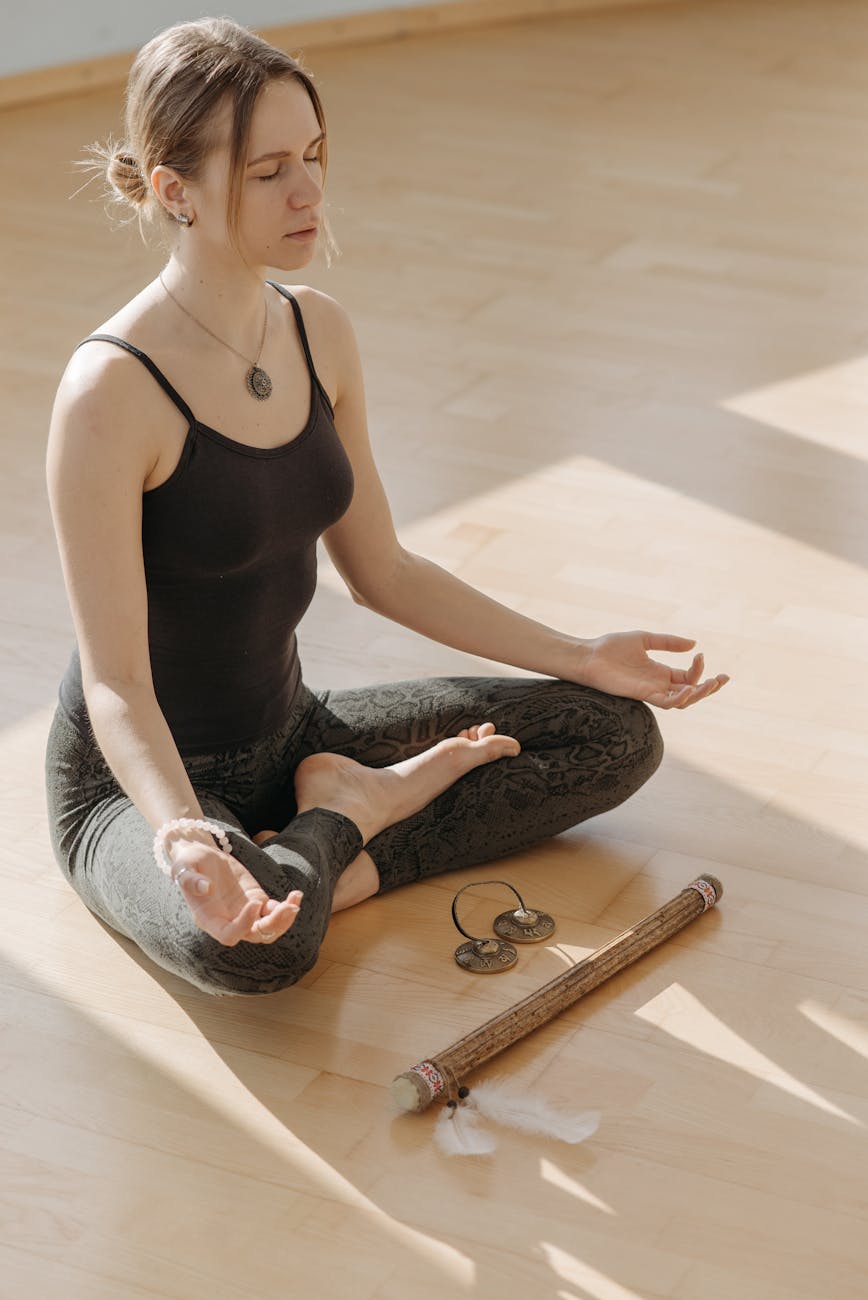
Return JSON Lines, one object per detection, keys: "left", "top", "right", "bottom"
{"left": 246, "top": 365, "right": 273, "bottom": 400}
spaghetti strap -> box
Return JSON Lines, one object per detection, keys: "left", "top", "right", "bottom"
{"left": 73, "top": 333, "right": 196, "bottom": 427}
{"left": 266, "top": 280, "right": 334, "bottom": 414}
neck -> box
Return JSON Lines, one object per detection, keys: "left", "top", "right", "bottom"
{"left": 159, "top": 244, "right": 272, "bottom": 355}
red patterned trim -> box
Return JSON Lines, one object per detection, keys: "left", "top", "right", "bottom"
{"left": 687, "top": 878, "right": 718, "bottom": 911}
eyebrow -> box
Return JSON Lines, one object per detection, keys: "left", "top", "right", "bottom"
{"left": 247, "top": 132, "right": 325, "bottom": 166}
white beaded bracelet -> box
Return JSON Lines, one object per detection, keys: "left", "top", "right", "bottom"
{"left": 153, "top": 817, "right": 232, "bottom": 882}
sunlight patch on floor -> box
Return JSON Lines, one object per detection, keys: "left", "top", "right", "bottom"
{"left": 540, "top": 1243, "right": 649, "bottom": 1299}
{"left": 540, "top": 1157, "right": 617, "bottom": 1215}
{"left": 799, "top": 998, "right": 868, "bottom": 1063}
{"left": 722, "top": 354, "right": 868, "bottom": 460}
{"left": 635, "top": 982, "right": 862, "bottom": 1125}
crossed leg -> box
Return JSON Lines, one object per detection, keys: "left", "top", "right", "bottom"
{"left": 253, "top": 720, "right": 510, "bottom": 910}
{"left": 255, "top": 675, "right": 663, "bottom": 903}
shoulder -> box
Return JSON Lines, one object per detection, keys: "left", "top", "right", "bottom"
{"left": 49, "top": 334, "right": 165, "bottom": 486}
{"left": 273, "top": 282, "right": 354, "bottom": 347}
{"left": 53, "top": 280, "right": 187, "bottom": 429}
{"left": 55, "top": 337, "right": 145, "bottom": 422}
{"left": 272, "top": 283, "right": 358, "bottom": 403}
{"left": 54, "top": 334, "right": 163, "bottom": 430}
{"left": 56, "top": 283, "right": 167, "bottom": 414}
{"left": 273, "top": 282, "right": 348, "bottom": 325}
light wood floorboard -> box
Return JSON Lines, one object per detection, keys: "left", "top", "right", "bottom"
{"left": 1, "top": 2, "right": 867, "bottom": 1296}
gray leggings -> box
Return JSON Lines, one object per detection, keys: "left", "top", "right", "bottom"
{"left": 44, "top": 673, "right": 663, "bottom": 996}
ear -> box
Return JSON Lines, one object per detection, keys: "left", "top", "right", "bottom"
{"left": 150, "top": 163, "right": 190, "bottom": 216}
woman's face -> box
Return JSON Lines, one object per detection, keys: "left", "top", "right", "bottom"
{"left": 189, "top": 76, "right": 325, "bottom": 270}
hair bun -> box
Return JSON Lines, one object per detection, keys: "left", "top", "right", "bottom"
{"left": 107, "top": 146, "right": 149, "bottom": 205}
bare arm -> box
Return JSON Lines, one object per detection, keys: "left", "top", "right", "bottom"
{"left": 46, "top": 347, "right": 208, "bottom": 835}
{"left": 318, "top": 291, "right": 728, "bottom": 709}
{"left": 46, "top": 345, "right": 311, "bottom": 945}
{"left": 362, "top": 551, "right": 579, "bottom": 679}
{"left": 318, "top": 295, "right": 579, "bottom": 674}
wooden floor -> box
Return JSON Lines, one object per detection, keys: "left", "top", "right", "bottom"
{"left": 2, "top": 1, "right": 868, "bottom": 1295}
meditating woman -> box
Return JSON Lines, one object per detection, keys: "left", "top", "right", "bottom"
{"left": 45, "top": 17, "right": 728, "bottom": 996}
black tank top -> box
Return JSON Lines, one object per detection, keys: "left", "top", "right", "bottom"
{"left": 58, "top": 281, "right": 354, "bottom": 755}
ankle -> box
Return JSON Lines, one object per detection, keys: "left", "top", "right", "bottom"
{"left": 296, "top": 799, "right": 378, "bottom": 846}
{"left": 332, "top": 850, "right": 380, "bottom": 911}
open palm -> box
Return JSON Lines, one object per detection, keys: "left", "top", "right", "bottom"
{"left": 578, "top": 631, "right": 729, "bottom": 709}
{"left": 169, "top": 839, "right": 303, "bottom": 946}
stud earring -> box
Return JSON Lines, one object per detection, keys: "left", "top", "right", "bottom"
{"left": 176, "top": 212, "right": 194, "bottom": 226}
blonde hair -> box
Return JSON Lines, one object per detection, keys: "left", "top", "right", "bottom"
{"left": 77, "top": 16, "right": 339, "bottom": 266}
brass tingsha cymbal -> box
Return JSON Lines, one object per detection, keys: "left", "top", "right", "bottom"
{"left": 451, "top": 879, "right": 556, "bottom": 972}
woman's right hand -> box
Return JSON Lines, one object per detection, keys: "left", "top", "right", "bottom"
{"left": 167, "top": 837, "right": 304, "bottom": 947}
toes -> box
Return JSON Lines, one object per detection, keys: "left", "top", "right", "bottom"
{"left": 444, "top": 732, "right": 520, "bottom": 763}
{"left": 478, "top": 733, "right": 521, "bottom": 758}
{"left": 454, "top": 723, "right": 519, "bottom": 757}
{"left": 458, "top": 722, "right": 496, "bottom": 741}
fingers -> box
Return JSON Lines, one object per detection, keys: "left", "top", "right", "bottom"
{"left": 174, "top": 865, "right": 212, "bottom": 897}
{"left": 196, "top": 893, "right": 303, "bottom": 947}
{"left": 208, "top": 899, "right": 264, "bottom": 946}
{"left": 646, "top": 684, "right": 692, "bottom": 709}
{"left": 668, "top": 653, "right": 704, "bottom": 687}
{"left": 250, "top": 890, "right": 304, "bottom": 943}
{"left": 648, "top": 674, "right": 729, "bottom": 710}
{"left": 183, "top": 871, "right": 304, "bottom": 946}
{"left": 644, "top": 632, "right": 698, "bottom": 653}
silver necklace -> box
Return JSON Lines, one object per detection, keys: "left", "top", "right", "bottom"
{"left": 158, "top": 272, "right": 273, "bottom": 400}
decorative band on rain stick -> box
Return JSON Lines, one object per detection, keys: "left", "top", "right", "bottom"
{"left": 391, "top": 1061, "right": 446, "bottom": 1111}
{"left": 413, "top": 1061, "right": 446, "bottom": 1097}
{"left": 687, "top": 877, "right": 719, "bottom": 911}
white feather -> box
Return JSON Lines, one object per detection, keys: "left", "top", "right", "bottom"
{"left": 433, "top": 1102, "right": 498, "bottom": 1157}
{"left": 468, "top": 1077, "right": 601, "bottom": 1144}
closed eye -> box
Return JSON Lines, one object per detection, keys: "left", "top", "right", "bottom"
{"left": 258, "top": 155, "right": 322, "bottom": 181}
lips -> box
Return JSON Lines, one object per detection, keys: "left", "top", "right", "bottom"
{"left": 288, "top": 224, "right": 318, "bottom": 235}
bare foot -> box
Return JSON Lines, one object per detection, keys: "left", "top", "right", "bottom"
{"left": 252, "top": 830, "right": 279, "bottom": 846}
{"left": 292, "top": 721, "right": 520, "bottom": 846}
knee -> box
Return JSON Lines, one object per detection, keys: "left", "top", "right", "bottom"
{"left": 628, "top": 699, "right": 664, "bottom": 787}
{"left": 573, "top": 695, "right": 663, "bottom": 818}
{"left": 177, "top": 924, "right": 322, "bottom": 997}
{"left": 574, "top": 689, "right": 664, "bottom": 794}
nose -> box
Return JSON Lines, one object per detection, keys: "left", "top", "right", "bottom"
{"left": 288, "top": 161, "right": 323, "bottom": 208}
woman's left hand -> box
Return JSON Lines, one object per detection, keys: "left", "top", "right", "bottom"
{"left": 572, "top": 631, "right": 730, "bottom": 709}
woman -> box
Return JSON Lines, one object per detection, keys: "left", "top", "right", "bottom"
{"left": 45, "top": 17, "right": 727, "bottom": 997}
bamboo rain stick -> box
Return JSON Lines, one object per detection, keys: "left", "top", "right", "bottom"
{"left": 391, "top": 875, "right": 723, "bottom": 1112}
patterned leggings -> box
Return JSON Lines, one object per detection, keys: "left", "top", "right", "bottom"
{"left": 45, "top": 673, "right": 663, "bottom": 996}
